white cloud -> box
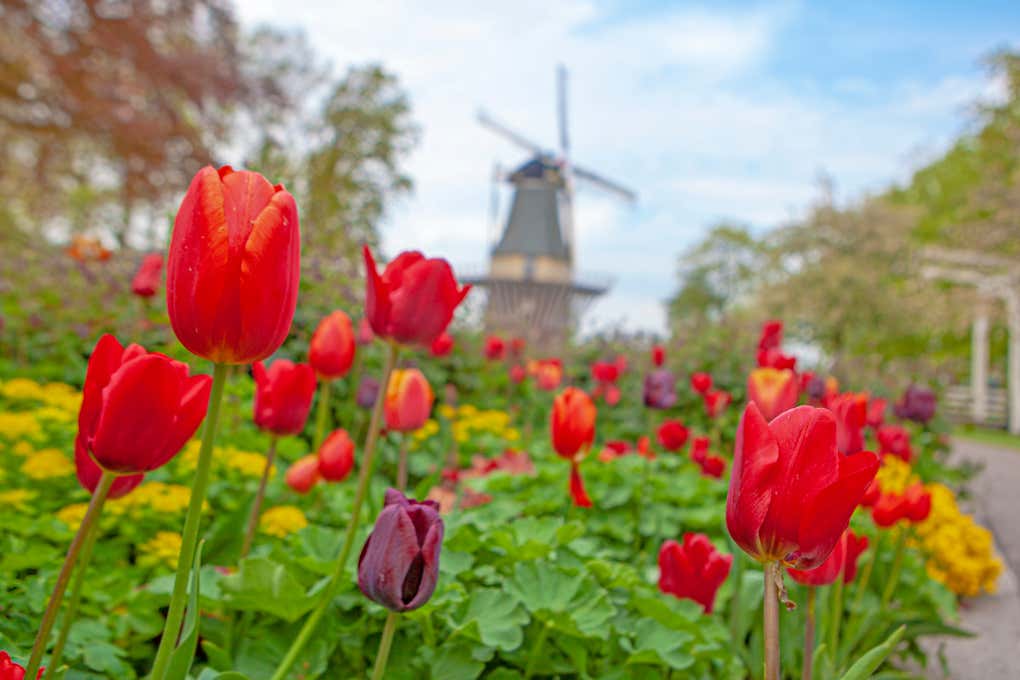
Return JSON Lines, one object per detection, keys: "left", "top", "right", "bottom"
{"left": 236, "top": 1, "right": 994, "bottom": 335}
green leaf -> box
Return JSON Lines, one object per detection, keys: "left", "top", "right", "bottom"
{"left": 165, "top": 541, "right": 204, "bottom": 680}
{"left": 507, "top": 561, "right": 615, "bottom": 639}
{"left": 201, "top": 640, "right": 234, "bottom": 672}
{"left": 447, "top": 588, "right": 529, "bottom": 651}
{"left": 220, "top": 557, "right": 318, "bottom": 621}
{"left": 429, "top": 640, "right": 490, "bottom": 680}
{"left": 838, "top": 625, "right": 906, "bottom": 680}
{"left": 197, "top": 670, "right": 251, "bottom": 680}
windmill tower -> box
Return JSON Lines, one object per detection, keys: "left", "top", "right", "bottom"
{"left": 464, "top": 65, "right": 636, "bottom": 346}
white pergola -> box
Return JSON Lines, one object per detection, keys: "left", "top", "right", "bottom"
{"left": 922, "top": 247, "right": 1020, "bottom": 434}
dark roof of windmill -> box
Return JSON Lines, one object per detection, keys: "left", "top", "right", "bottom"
{"left": 492, "top": 183, "right": 570, "bottom": 260}
{"left": 510, "top": 157, "right": 561, "bottom": 182}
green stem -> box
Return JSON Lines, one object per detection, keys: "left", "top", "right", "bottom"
{"left": 763, "top": 562, "right": 781, "bottom": 680}
{"left": 312, "top": 379, "right": 333, "bottom": 452}
{"left": 240, "top": 435, "right": 278, "bottom": 559}
{"left": 839, "top": 532, "right": 881, "bottom": 665}
{"left": 25, "top": 471, "right": 115, "bottom": 678}
{"left": 369, "top": 612, "right": 400, "bottom": 680}
{"left": 150, "top": 362, "right": 229, "bottom": 680}
{"left": 728, "top": 543, "right": 745, "bottom": 655}
{"left": 803, "top": 586, "right": 815, "bottom": 680}
{"left": 396, "top": 434, "right": 409, "bottom": 491}
{"left": 524, "top": 621, "right": 551, "bottom": 679}
{"left": 828, "top": 572, "right": 844, "bottom": 664}
{"left": 879, "top": 529, "right": 908, "bottom": 610}
{"left": 270, "top": 343, "right": 399, "bottom": 680}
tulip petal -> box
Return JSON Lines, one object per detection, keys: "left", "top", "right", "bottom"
{"left": 794, "top": 450, "right": 878, "bottom": 568}
{"left": 150, "top": 373, "right": 213, "bottom": 470}
{"left": 363, "top": 246, "right": 391, "bottom": 337}
{"left": 404, "top": 521, "right": 443, "bottom": 610}
{"left": 569, "top": 462, "right": 593, "bottom": 508}
{"left": 78, "top": 334, "right": 126, "bottom": 438}
{"left": 726, "top": 402, "right": 780, "bottom": 559}
{"left": 75, "top": 434, "right": 144, "bottom": 499}
{"left": 91, "top": 356, "right": 183, "bottom": 472}
{"left": 358, "top": 504, "right": 422, "bottom": 611}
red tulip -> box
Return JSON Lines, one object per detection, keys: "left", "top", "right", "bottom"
{"left": 77, "top": 334, "right": 211, "bottom": 474}
{"left": 747, "top": 368, "right": 798, "bottom": 421}
{"left": 757, "top": 348, "right": 797, "bottom": 371}
{"left": 385, "top": 368, "right": 434, "bottom": 432}
{"left": 637, "top": 435, "right": 656, "bottom": 460}
{"left": 363, "top": 246, "right": 470, "bottom": 347}
{"left": 657, "top": 419, "right": 689, "bottom": 452}
{"left": 356, "top": 317, "right": 375, "bottom": 346}
{"left": 484, "top": 335, "right": 505, "bottom": 360}
{"left": 842, "top": 531, "right": 869, "bottom": 583}
{"left": 430, "top": 332, "right": 454, "bottom": 357}
{"left": 318, "top": 428, "right": 355, "bottom": 482}
{"left": 131, "top": 253, "right": 164, "bottom": 298}
{"left": 867, "top": 397, "right": 887, "bottom": 428}
{"left": 253, "top": 360, "right": 317, "bottom": 436}
{"left": 309, "top": 310, "right": 356, "bottom": 380}
{"left": 598, "top": 440, "right": 631, "bottom": 462}
{"left": 167, "top": 166, "right": 300, "bottom": 365}
{"left": 285, "top": 454, "right": 321, "bottom": 494}
{"left": 602, "top": 383, "right": 621, "bottom": 406}
{"left": 758, "top": 320, "right": 783, "bottom": 351}
{"left": 877, "top": 425, "right": 912, "bottom": 462}
{"left": 690, "top": 436, "right": 710, "bottom": 464}
{"left": 690, "top": 372, "right": 712, "bottom": 395}
{"left": 509, "top": 364, "right": 527, "bottom": 383}
{"left": 787, "top": 530, "right": 848, "bottom": 586}
{"left": 658, "top": 534, "right": 732, "bottom": 614}
{"left": 703, "top": 389, "right": 732, "bottom": 418}
{"left": 75, "top": 443, "right": 143, "bottom": 500}
{"left": 726, "top": 403, "right": 879, "bottom": 569}
{"left": 651, "top": 344, "right": 665, "bottom": 367}
{"left": 830, "top": 392, "right": 868, "bottom": 455}
{"left": 551, "top": 387, "right": 596, "bottom": 508}
{"left": 860, "top": 478, "right": 881, "bottom": 507}
{"left": 0, "top": 651, "right": 41, "bottom": 679}
{"left": 699, "top": 454, "right": 726, "bottom": 478}
{"left": 591, "top": 361, "right": 620, "bottom": 383}
{"left": 871, "top": 482, "right": 931, "bottom": 527}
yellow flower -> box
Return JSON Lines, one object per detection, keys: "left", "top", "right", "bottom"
{"left": 260, "top": 505, "right": 308, "bottom": 538}
{"left": 57, "top": 503, "right": 90, "bottom": 528}
{"left": 107, "top": 482, "right": 195, "bottom": 515}
{"left": 224, "top": 449, "right": 271, "bottom": 478}
{"left": 1, "top": 378, "right": 46, "bottom": 402}
{"left": 138, "top": 531, "right": 183, "bottom": 569}
{"left": 874, "top": 455, "right": 913, "bottom": 495}
{"left": 0, "top": 413, "right": 42, "bottom": 440}
{"left": 437, "top": 404, "right": 456, "bottom": 420}
{"left": 12, "top": 441, "right": 34, "bottom": 457}
{"left": 33, "top": 406, "right": 73, "bottom": 423}
{"left": 0, "top": 489, "right": 35, "bottom": 510}
{"left": 21, "top": 449, "right": 74, "bottom": 479}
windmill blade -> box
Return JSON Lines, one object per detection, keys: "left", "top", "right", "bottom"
{"left": 573, "top": 165, "right": 637, "bottom": 203}
{"left": 557, "top": 64, "right": 569, "bottom": 157}
{"left": 477, "top": 110, "right": 546, "bottom": 155}
{"left": 488, "top": 162, "right": 503, "bottom": 245}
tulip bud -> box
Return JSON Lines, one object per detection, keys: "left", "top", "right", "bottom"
{"left": 830, "top": 392, "right": 868, "bottom": 455}
{"left": 658, "top": 534, "right": 732, "bottom": 613}
{"left": 167, "top": 166, "right": 300, "bottom": 365}
{"left": 656, "top": 419, "right": 689, "bottom": 452}
{"left": 358, "top": 489, "right": 443, "bottom": 612}
{"left": 703, "top": 389, "right": 732, "bottom": 418}
{"left": 131, "top": 253, "right": 164, "bottom": 298}
{"left": 551, "top": 388, "right": 596, "bottom": 460}
{"left": 318, "top": 429, "right": 355, "bottom": 482}
{"left": 385, "top": 369, "right": 434, "bottom": 432}
{"left": 77, "top": 334, "right": 211, "bottom": 474}
{"left": 643, "top": 369, "right": 677, "bottom": 410}
{"left": 252, "top": 360, "right": 317, "bottom": 436}
{"left": 690, "top": 372, "right": 712, "bottom": 395}
{"left": 894, "top": 384, "right": 937, "bottom": 424}
{"left": 309, "top": 310, "right": 356, "bottom": 380}
{"left": 285, "top": 455, "right": 321, "bottom": 494}
{"left": 363, "top": 246, "right": 470, "bottom": 347}
{"left": 483, "top": 336, "right": 505, "bottom": 360}
{"left": 651, "top": 345, "right": 665, "bottom": 367}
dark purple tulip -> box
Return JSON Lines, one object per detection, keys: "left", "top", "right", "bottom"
{"left": 643, "top": 369, "right": 677, "bottom": 410}
{"left": 356, "top": 376, "right": 381, "bottom": 409}
{"left": 894, "top": 384, "right": 937, "bottom": 424}
{"left": 805, "top": 375, "right": 827, "bottom": 402}
{"left": 358, "top": 489, "right": 443, "bottom": 612}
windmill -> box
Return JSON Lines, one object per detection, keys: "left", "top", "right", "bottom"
{"left": 464, "top": 65, "right": 637, "bottom": 346}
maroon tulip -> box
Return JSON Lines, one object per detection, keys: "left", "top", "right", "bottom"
{"left": 894, "top": 384, "right": 937, "bottom": 424}
{"left": 318, "top": 428, "right": 355, "bottom": 482}
{"left": 131, "top": 253, "right": 164, "bottom": 298}
{"left": 363, "top": 246, "right": 470, "bottom": 347}
{"left": 77, "top": 334, "right": 211, "bottom": 474}
{"left": 167, "top": 166, "right": 300, "bottom": 365}
{"left": 252, "top": 359, "right": 317, "bottom": 436}
{"left": 309, "top": 310, "right": 356, "bottom": 380}
{"left": 358, "top": 489, "right": 444, "bottom": 612}
{"left": 658, "top": 533, "right": 732, "bottom": 613}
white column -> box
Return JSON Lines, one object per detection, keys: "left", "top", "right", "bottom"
{"left": 972, "top": 301, "right": 990, "bottom": 424}
{"left": 1007, "top": 290, "right": 1020, "bottom": 435}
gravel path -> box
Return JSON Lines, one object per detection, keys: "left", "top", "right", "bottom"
{"left": 924, "top": 438, "right": 1020, "bottom": 679}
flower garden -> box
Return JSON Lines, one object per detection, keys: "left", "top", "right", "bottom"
{"left": 0, "top": 166, "right": 1005, "bottom": 680}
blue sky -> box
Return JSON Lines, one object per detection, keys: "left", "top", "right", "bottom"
{"left": 238, "top": 0, "right": 1019, "bottom": 335}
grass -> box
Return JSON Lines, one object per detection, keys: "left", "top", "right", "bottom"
{"left": 953, "top": 424, "right": 1020, "bottom": 451}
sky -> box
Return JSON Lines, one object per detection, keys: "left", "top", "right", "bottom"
{"left": 237, "top": 0, "right": 1020, "bottom": 336}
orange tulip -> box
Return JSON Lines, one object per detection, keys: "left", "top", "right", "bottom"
{"left": 384, "top": 368, "right": 434, "bottom": 432}
{"left": 551, "top": 387, "right": 596, "bottom": 508}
